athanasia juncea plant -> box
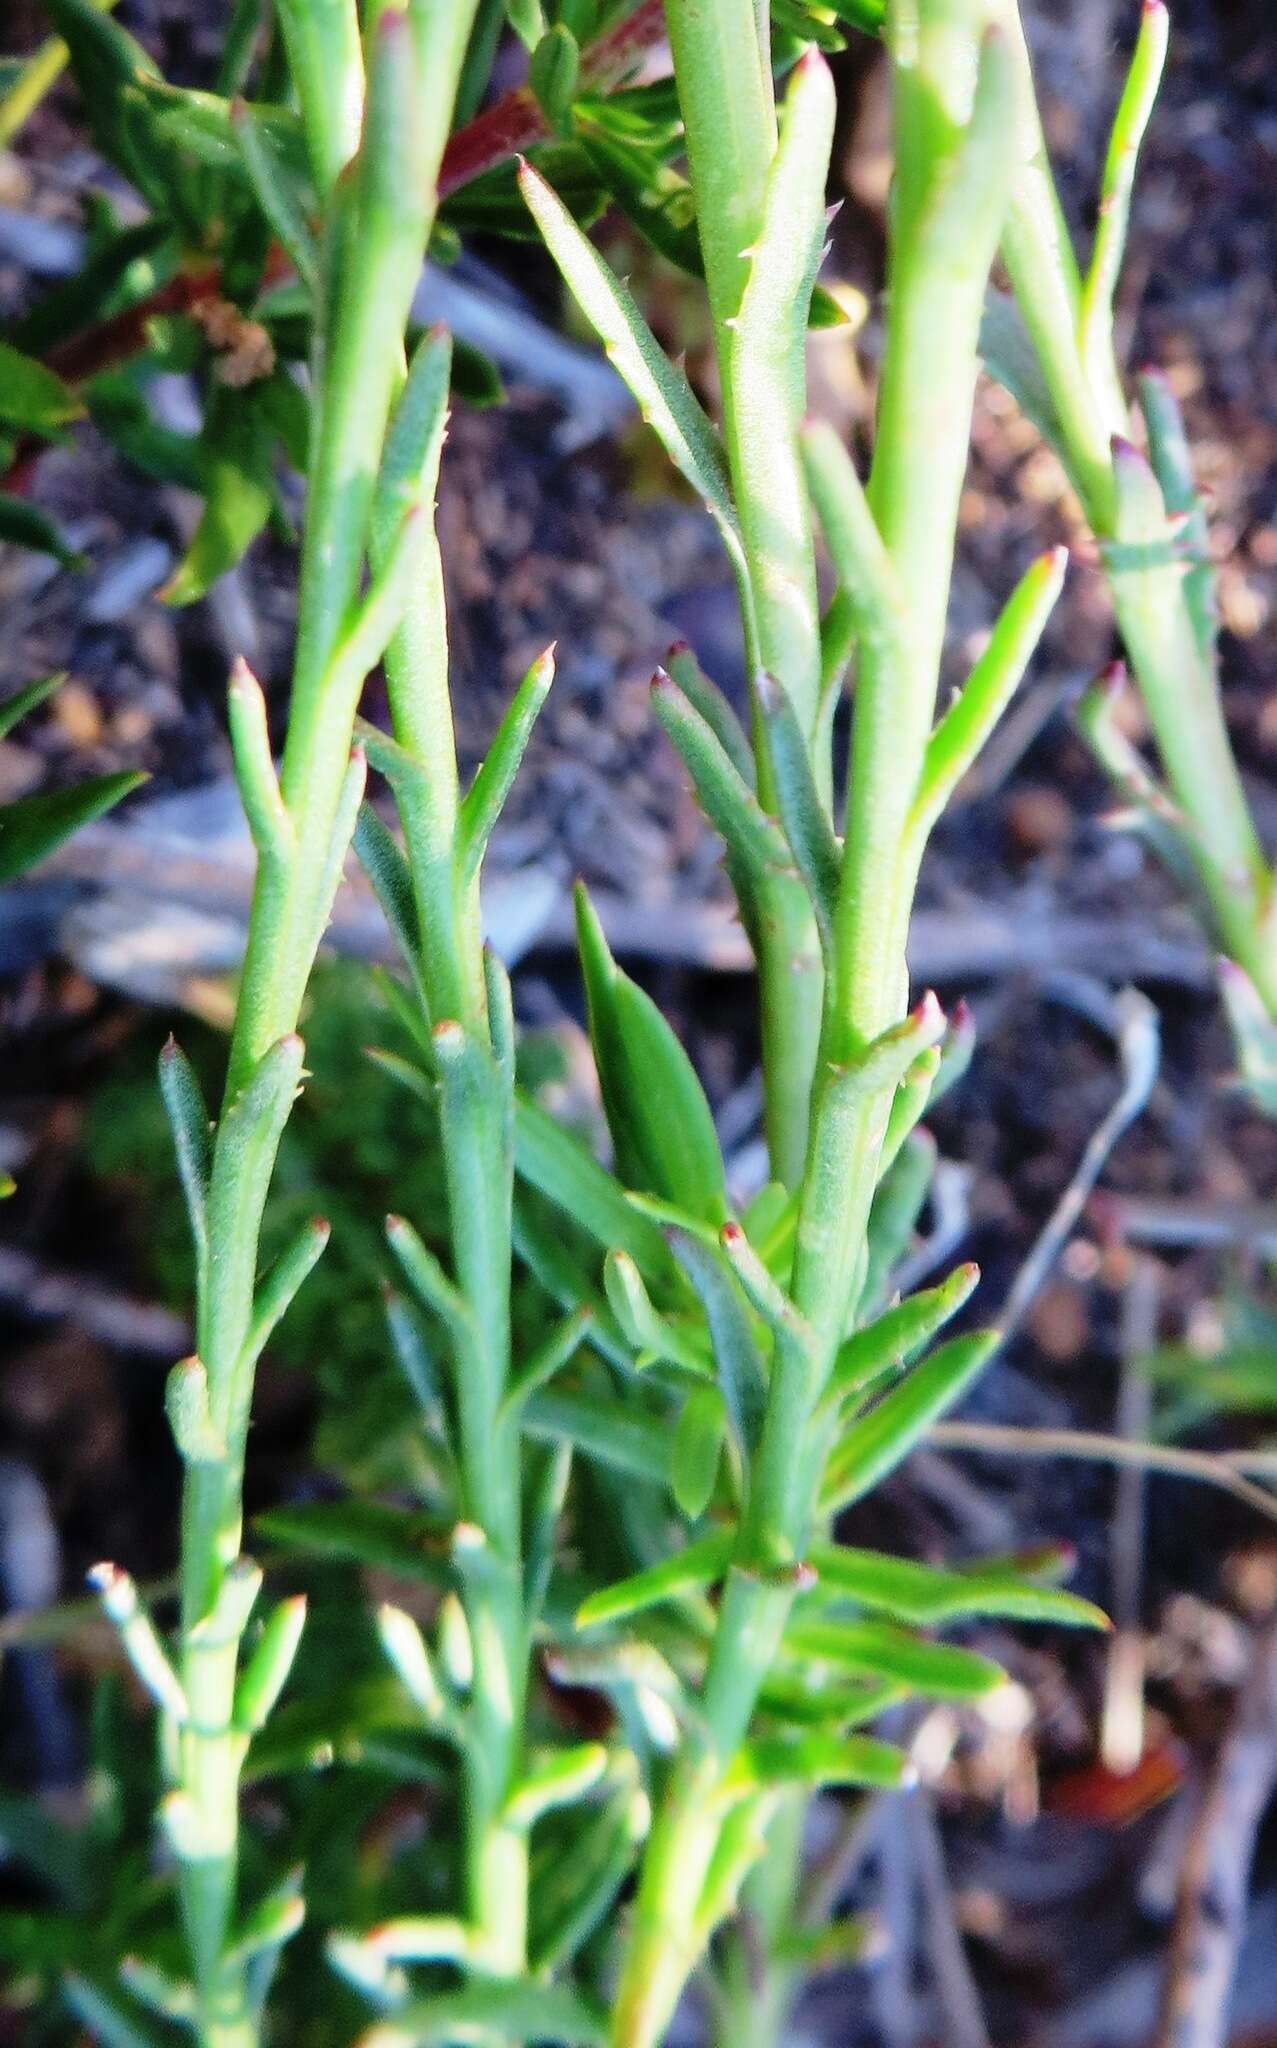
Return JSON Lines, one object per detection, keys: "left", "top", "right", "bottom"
{"left": 28, "top": 2, "right": 1199, "bottom": 2046}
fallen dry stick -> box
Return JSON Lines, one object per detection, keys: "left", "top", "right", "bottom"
{"left": 1156, "top": 1609, "right": 1277, "bottom": 2048}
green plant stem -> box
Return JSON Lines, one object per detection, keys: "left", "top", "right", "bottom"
{"left": 661, "top": 0, "right": 823, "bottom": 1186}
{"left": 994, "top": 3, "right": 1276, "bottom": 1012}
{"left": 609, "top": 12, "right": 1013, "bottom": 2043}
{"left": 168, "top": 11, "right": 477, "bottom": 2044}
{"left": 373, "top": 158, "right": 530, "bottom": 2029}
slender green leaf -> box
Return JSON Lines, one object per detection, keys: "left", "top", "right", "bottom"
{"left": 1138, "top": 366, "right": 1216, "bottom": 662}
{"left": 523, "top": 1387, "right": 672, "bottom": 1487}
{"left": 576, "top": 883, "right": 728, "bottom": 1224}
{"left": 667, "top": 1384, "right": 728, "bottom": 1515}
{"left": 827, "top": 1263, "right": 980, "bottom": 1411}
{"left": 514, "top": 1095, "right": 676, "bottom": 1286}
{"left": 663, "top": 641, "right": 754, "bottom": 787}
{"left": 363, "top": 1977, "right": 606, "bottom": 2046}
{"left": 0, "top": 494, "right": 84, "bottom": 568}
{"left": 0, "top": 769, "right": 145, "bottom": 884}
{"left": 274, "top": 0, "right": 362, "bottom": 193}
{"left": 254, "top": 1499, "right": 451, "bottom": 1586}
{"left": 726, "top": 46, "right": 834, "bottom": 729}
{"left": 727, "top": 1729, "right": 912, "bottom": 1796}
{"left": 354, "top": 803, "right": 425, "bottom": 985}
{"left": 239, "top": 1217, "right": 330, "bottom": 1370}
{"left": 234, "top": 1596, "right": 308, "bottom": 1731}
{"left": 518, "top": 157, "right": 749, "bottom": 595}
{"left": 912, "top": 546, "right": 1067, "bottom": 835}
{"left": 529, "top": 1784, "right": 648, "bottom": 1971}
{"left": 372, "top": 325, "right": 453, "bottom": 564}
{"left": 0, "top": 339, "right": 82, "bottom": 434}
{"left": 0, "top": 671, "right": 65, "bottom": 740}
{"left": 158, "top": 1036, "right": 213, "bottom": 1273}
{"left": 861, "top": 1126, "right": 937, "bottom": 1309}
{"left": 1078, "top": 0, "right": 1168, "bottom": 396}
{"left": 63, "top": 1977, "right": 172, "bottom": 2048}
{"left": 577, "top": 1530, "right": 733, "bottom": 1630}
{"left": 823, "top": 1329, "right": 1000, "bottom": 1512}
{"left": 785, "top": 1617, "right": 1004, "bottom": 1699}
{"left": 805, "top": 1542, "right": 1109, "bottom": 1629}
{"left": 530, "top": 23, "right": 580, "bottom": 131}
{"left": 234, "top": 99, "right": 320, "bottom": 293}
{"left": 503, "top": 1742, "right": 608, "bottom": 1828}
{"left": 667, "top": 1228, "right": 768, "bottom": 1459}
{"left": 503, "top": 1305, "right": 595, "bottom": 1415}
{"left": 603, "top": 1249, "right": 710, "bottom": 1378}
{"left": 457, "top": 647, "right": 555, "bottom": 885}
{"left": 163, "top": 385, "right": 275, "bottom": 607}
{"left": 755, "top": 668, "right": 840, "bottom": 943}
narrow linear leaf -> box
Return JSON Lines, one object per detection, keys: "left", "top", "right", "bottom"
{"left": 805, "top": 1542, "right": 1109, "bottom": 1629}
{"left": 727, "top": 46, "right": 835, "bottom": 728}
{"left": 235, "top": 1595, "right": 309, "bottom": 1731}
{"left": 667, "top": 1227, "right": 768, "bottom": 1460}
{"left": 253, "top": 1499, "right": 450, "bottom": 1587}
{"left": 63, "top": 1977, "right": 172, "bottom": 2048}
{"left": 0, "top": 769, "right": 145, "bottom": 884}
{"left": 912, "top": 546, "right": 1067, "bottom": 834}
{"left": 529, "top": 1783, "right": 649, "bottom": 1972}
{"left": 514, "top": 1095, "right": 676, "bottom": 1285}
{"left": 371, "top": 324, "right": 452, "bottom": 564}
{"left": 670, "top": 1382, "right": 728, "bottom": 1518}
{"left": 663, "top": 642, "right": 754, "bottom": 788}
{"left": 518, "top": 157, "right": 749, "bottom": 592}
{"left": 503, "top": 1741, "right": 608, "bottom": 1829}
{"left": 827, "top": 1262, "right": 980, "bottom": 1412}
{"left": 801, "top": 419, "right": 903, "bottom": 665}
{"left": 158, "top": 1036, "right": 212, "bottom": 1273}
{"left": 755, "top": 668, "right": 840, "bottom": 944}
{"left": 354, "top": 803, "right": 426, "bottom": 987}
{"left": 603, "top": 1249, "right": 710, "bottom": 1379}
{"left": 651, "top": 667, "right": 784, "bottom": 894}
{"left": 1078, "top": 0, "right": 1168, "bottom": 394}
{"left": 0, "top": 671, "right": 65, "bottom": 740}
{"left": 822, "top": 1328, "right": 1000, "bottom": 1512}
{"left": 503, "top": 1305, "right": 595, "bottom": 1416}
{"left": 239, "top": 1217, "right": 330, "bottom": 1371}
{"left": 228, "top": 658, "right": 291, "bottom": 862}
{"left": 234, "top": 98, "right": 320, "bottom": 293}
{"left": 728, "top": 1730, "right": 913, "bottom": 1796}
{"left": 457, "top": 646, "right": 555, "bottom": 885}
{"left": 1137, "top": 365, "right": 1216, "bottom": 662}
{"left": 861, "top": 1126, "right": 937, "bottom": 1311}
{"left": 878, "top": 1045, "right": 941, "bottom": 1182}
{"left": 0, "top": 494, "right": 84, "bottom": 568}
{"left": 785, "top": 1616, "right": 1004, "bottom": 1700}
{"left": 362, "top": 1978, "right": 606, "bottom": 2047}
{"left": 576, "top": 1530, "right": 734, "bottom": 1631}
{"left": 576, "top": 882, "right": 728, "bottom": 1225}
{"left": 523, "top": 1387, "right": 672, "bottom": 1488}
{"left": 0, "top": 338, "right": 82, "bottom": 433}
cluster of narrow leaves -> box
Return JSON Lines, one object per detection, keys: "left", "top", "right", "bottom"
{"left": 0, "top": 671, "right": 143, "bottom": 887}
{"left": 0, "top": 0, "right": 865, "bottom": 599}
{"left": 0, "top": 4, "right": 1186, "bottom": 2045}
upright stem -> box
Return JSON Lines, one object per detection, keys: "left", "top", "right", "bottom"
{"left": 167, "top": 12, "right": 477, "bottom": 2043}
{"left": 995, "top": 3, "right": 1276, "bottom": 1010}
{"left": 663, "top": 0, "right": 823, "bottom": 1185}
{"left": 376, "top": 254, "right": 530, "bottom": 2011}
{"left": 610, "top": 10, "right": 1013, "bottom": 2041}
